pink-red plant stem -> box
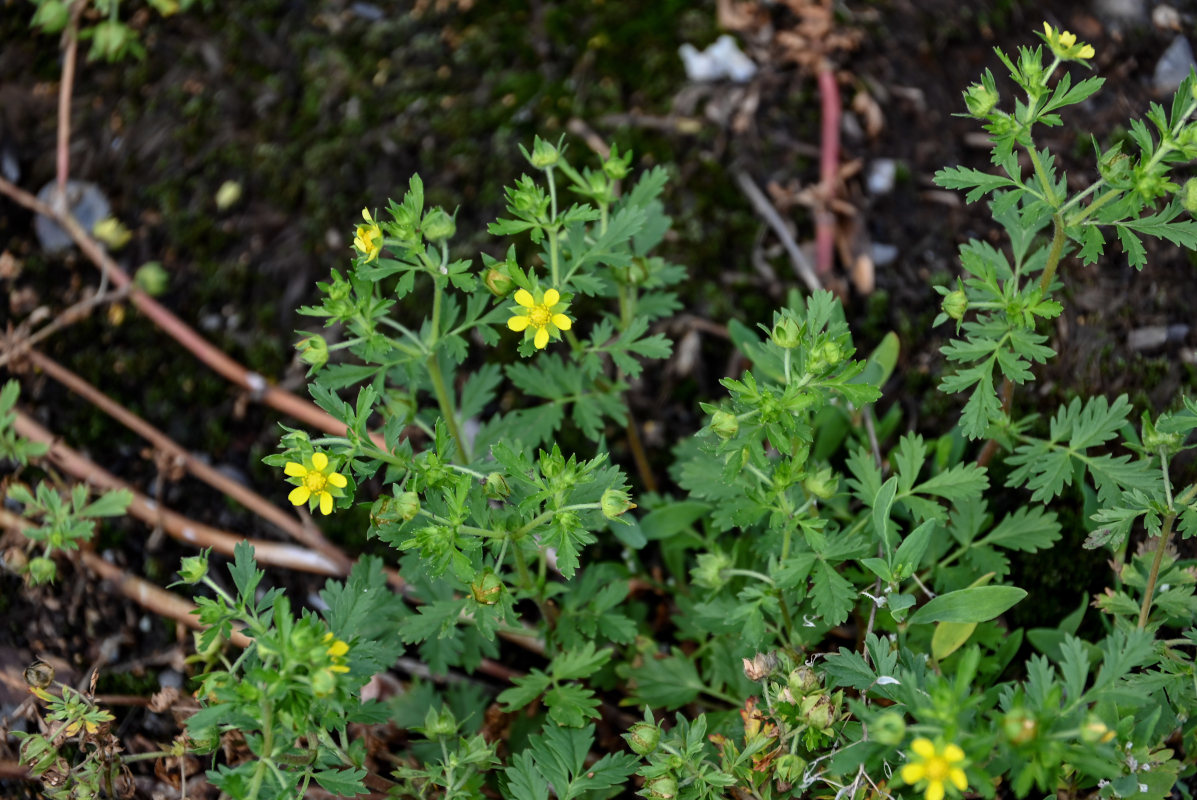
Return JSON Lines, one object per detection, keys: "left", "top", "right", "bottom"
{"left": 816, "top": 64, "right": 841, "bottom": 276}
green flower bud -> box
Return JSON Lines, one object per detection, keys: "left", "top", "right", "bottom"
{"left": 27, "top": 556, "right": 56, "bottom": 585}
{"left": 1183, "top": 178, "right": 1197, "bottom": 215}
{"left": 484, "top": 472, "right": 510, "bottom": 500}
{"left": 787, "top": 666, "right": 820, "bottom": 697}
{"left": 626, "top": 721, "right": 661, "bottom": 755}
{"left": 31, "top": 0, "right": 70, "bottom": 32}
{"left": 801, "top": 693, "right": 836, "bottom": 732}
{"left": 645, "top": 775, "right": 677, "bottom": 800}
{"left": 588, "top": 170, "right": 610, "bottom": 195}
{"left": 525, "top": 136, "right": 560, "bottom": 169}
{"left": 555, "top": 510, "right": 581, "bottom": 532}
{"left": 807, "top": 340, "right": 842, "bottom": 372}
{"left": 710, "top": 410, "right": 739, "bottom": 439}
{"left": 421, "top": 207, "right": 456, "bottom": 242}
{"left": 870, "top": 711, "right": 907, "bottom": 746}
{"left": 1003, "top": 708, "right": 1038, "bottom": 746}
{"left": 774, "top": 753, "right": 807, "bottom": 784}
{"left": 941, "top": 289, "right": 969, "bottom": 322}
{"left": 470, "top": 570, "right": 503, "bottom": 605}
{"left": 296, "top": 333, "right": 329, "bottom": 370}
{"left": 396, "top": 491, "right": 421, "bottom": 522}
{"left": 772, "top": 317, "right": 802, "bottom": 349}
{"left": 803, "top": 467, "right": 838, "bottom": 500}
{"left": 177, "top": 550, "right": 210, "bottom": 584}
{"left": 602, "top": 146, "right": 632, "bottom": 180}
{"left": 484, "top": 266, "right": 514, "bottom": 297}
{"left": 600, "top": 488, "right": 637, "bottom": 520}
{"left": 963, "top": 82, "right": 999, "bottom": 117}
{"left": 424, "top": 706, "right": 458, "bottom": 739}
{"left": 133, "top": 262, "right": 170, "bottom": 296}
{"left": 692, "top": 550, "right": 732, "bottom": 590}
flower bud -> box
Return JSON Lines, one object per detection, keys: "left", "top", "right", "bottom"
{"left": 177, "top": 551, "right": 210, "bottom": 584}
{"left": 601, "top": 488, "right": 637, "bottom": 520}
{"left": 645, "top": 775, "right": 677, "bottom": 800}
{"left": 1081, "top": 715, "right": 1115, "bottom": 744}
{"left": 1183, "top": 178, "right": 1197, "bottom": 215}
{"left": 788, "top": 666, "right": 820, "bottom": 697}
{"left": 134, "top": 262, "right": 170, "bottom": 296}
{"left": 963, "top": 82, "right": 999, "bottom": 117}
{"left": 603, "top": 147, "right": 632, "bottom": 180}
{"left": 626, "top": 721, "right": 661, "bottom": 755}
{"left": 484, "top": 472, "right": 510, "bottom": 500}
{"left": 771, "top": 317, "right": 801, "bottom": 349}
{"left": 941, "top": 289, "right": 969, "bottom": 322}
{"left": 692, "top": 550, "right": 732, "bottom": 590}
{"left": 774, "top": 753, "right": 807, "bottom": 784}
{"left": 396, "top": 491, "right": 421, "bottom": 522}
{"left": 470, "top": 570, "right": 503, "bottom": 605}
{"left": 1003, "top": 708, "right": 1038, "bottom": 746}
{"left": 870, "top": 711, "right": 907, "bottom": 746}
{"left": 484, "top": 266, "right": 514, "bottom": 297}
{"left": 424, "top": 706, "right": 458, "bottom": 739}
{"left": 526, "top": 136, "right": 560, "bottom": 169}
{"left": 421, "top": 207, "right": 456, "bottom": 242}
{"left": 803, "top": 467, "right": 838, "bottom": 500}
{"left": 742, "top": 652, "right": 779, "bottom": 681}
{"left": 24, "top": 660, "right": 55, "bottom": 690}
{"left": 27, "top": 556, "right": 56, "bottom": 585}
{"left": 296, "top": 333, "right": 329, "bottom": 370}
{"left": 807, "top": 340, "right": 843, "bottom": 373}
{"left": 710, "top": 410, "right": 739, "bottom": 439}
{"left": 801, "top": 693, "right": 836, "bottom": 732}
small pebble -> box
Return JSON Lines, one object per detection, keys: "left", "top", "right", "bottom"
{"left": 1152, "top": 35, "right": 1196, "bottom": 95}
{"left": 871, "top": 242, "right": 899, "bottom": 267}
{"left": 866, "top": 159, "right": 897, "bottom": 195}
{"left": 33, "top": 180, "right": 111, "bottom": 254}
{"left": 1127, "top": 324, "right": 1189, "bottom": 351}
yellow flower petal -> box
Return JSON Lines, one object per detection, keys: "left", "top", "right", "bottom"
{"left": 949, "top": 768, "right": 968, "bottom": 791}
{"left": 327, "top": 639, "right": 349, "bottom": 657}
{"left": 901, "top": 764, "right": 926, "bottom": 784}
{"left": 327, "top": 472, "right": 348, "bottom": 488}
{"left": 552, "top": 313, "right": 572, "bottom": 331}
{"left": 289, "top": 486, "right": 311, "bottom": 505}
{"left": 534, "top": 327, "right": 550, "bottom": 349}
{"left": 508, "top": 315, "right": 530, "bottom": 332}
{"left": 911, "top": 738, "right": 935, "bottom": 758}
{"left": 362, "top": 208, "right": 373, "bottom": 222}
{"left": 543, "top": 288, "right": 560, "bottom": 306}
{"left": 319, "top": 491, "right": 334, "bottom": 515}
{"left": 1043, "top": 21, "right": 1052, "bottom": 37}
{"left": 514, "top": 289, "right": 534, "bottom": 308}
{"left": 330, "top": 664, "right": 350, "bottom": 673}
{"left": 1079, "top": 44, "right": 1095, "bottom": 59}
{"left": 926, "top": 781, "right": 946, "bottom": 800}
{"left": 943, "top": 744, "right": 965, "bottom": 763}
{"left": 312, "top": 452, "right": 329, "bottom": 471}
{"left": 284, "top": 461, "right": 307, "bottom": 477}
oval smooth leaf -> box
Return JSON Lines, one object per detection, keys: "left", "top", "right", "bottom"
{"left": 908, "top": 585, "right": 1027, "bottom": 625}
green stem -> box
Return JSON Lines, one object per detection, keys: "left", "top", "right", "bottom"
{"left": 247, "top": 696, "right": 274, "bottom": 800}
{"left": 1137, "top": 512, "right": 1176, "bottom": 630}
{"left": 1026, "top": 145, "right": 1061, "bottom": 209}
{"left": 1037, "top": 215, "right": 1068, "bottom": 295}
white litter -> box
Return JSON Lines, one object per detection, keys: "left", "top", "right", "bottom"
{"left": 679, "top": 35, "right": 757, "bottom": 83}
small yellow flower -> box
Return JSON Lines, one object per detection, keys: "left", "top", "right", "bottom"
{"left": 284, "top": 452, "right": 348, "bottom": 515}
{"left": 507, "top": 287, "right": 572, "bottom": 349}
{"left": 1042, "top": 21, "right": 1095, "bottom": 61}
{"left": 901, "top": 738, "right": 968, "bottom": 800}
{"left": 323, "top": 632, "right": 351, "bottom": 674}
{"left": 353, "top": 208, "right": 383, "bottom": 262}
{"left": 92, "top": 217, "right": 132, "bottom": 249}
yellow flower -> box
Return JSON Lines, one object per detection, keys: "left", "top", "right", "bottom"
{"left": 1042, "top": 21, "right": 1095, "bottom": 61}
{"left": 323, "top": 632, "right": 351, "bottom": 674}
{"left": 92, "top": 217, "right": 132, "bottom": 249}
{"left": 354, "top": 208, "right": 382, "bottom": 262}
{"left": 901, "top": 738, "right": 968, "bottom": 800}
{"left": 284, "top": 452, "right": 348, "bottom": 515}
{"left": 507, "top": 287, "right": 572, "bottom": 349}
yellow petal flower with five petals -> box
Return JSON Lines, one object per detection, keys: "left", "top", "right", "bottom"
{"left": 1042, "top": 21, "right": 1095, "bottom": 61}
{"left": 507, "top": 287, "right": 573, "bottom": 349}
{"left": 284, "top": 452, "right": 349, "bottom": 515}
{"left": 900, "top": 738, "right": 968, "bottom": 800}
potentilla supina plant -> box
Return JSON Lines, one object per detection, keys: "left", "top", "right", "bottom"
{"left": 284, "top": 452, "right": 348, "bottom": 515}
{"left": 507, "top": 287, "right": 573, "bottom": 349}
{"left": 354, "top": 208, "right": 383, "bottom": 262}
{"left": 900, "top": 738, "right": 969, "bottom": 800}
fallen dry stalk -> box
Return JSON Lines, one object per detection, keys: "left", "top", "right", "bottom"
{"left": 12, "top": 409, "right": 347, "bottom": 577}
{"left": 22, "top": 348, "right": 352, "bottom": 572}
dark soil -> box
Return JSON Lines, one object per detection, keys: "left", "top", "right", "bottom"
{"left": 2, "top": 0, "right": 1196, "bottom": 796}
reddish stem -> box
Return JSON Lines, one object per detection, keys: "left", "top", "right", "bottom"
{"left": 816, "top": 65, "right": 841, "bottom": 276}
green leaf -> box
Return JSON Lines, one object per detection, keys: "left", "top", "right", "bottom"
{"left": 931, "top": 621, "right": 978, "bottom": 661}
{"left": 497, "top": 670, "right": 553, "bottom": 712}
{"left": 228, "top": 541, "right": 262, "bottom": 601}
{"left": 639, "top": 501, "right": 710, "bottom": 541}
{"left": 908, "top": 585, "right": 1028, "bottom": 624}
{"left": 545, "top": 684, "right": 601, "bottom": 727}
{"left": 625, "top": 650, "right": 703, "bottom": 709}
{"left": 811, "top": 561, "right": 856, "bottom": 627}
{"left": 934, "top": 166, "right": 1022, "bottom": 203}
{"left": 312, "top": 768, "right": 367, "bottom": 798}
{"left": 550, "top": 642, "right": 613, "bottom": 681}
{"left": 78, "top": 488, "right": 133, "bottom": 518}
{"left": 980, "top": 507, "right": 1061, "bottom": 552}
{"left": 503, "top": 724, "right": 637, "bottom": 800}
